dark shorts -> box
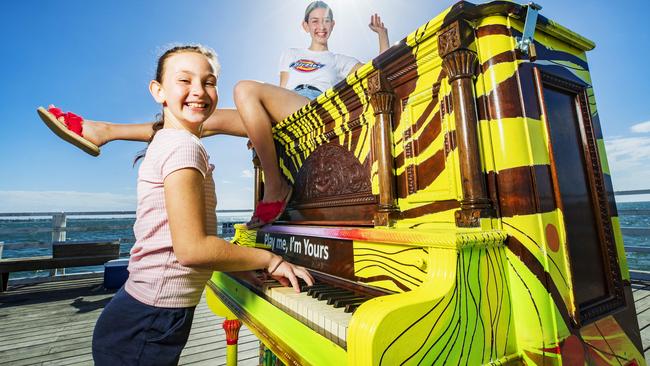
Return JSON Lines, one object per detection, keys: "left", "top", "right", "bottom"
{"left": 92, "top": 287, "right": 196, "bottom": 366}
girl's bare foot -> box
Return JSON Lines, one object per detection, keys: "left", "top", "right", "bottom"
{"left": 38, "top": 105, "right": 101, "bottom": 156}
{"left": 70, "top": 119, "right": 108, "bottom": 147}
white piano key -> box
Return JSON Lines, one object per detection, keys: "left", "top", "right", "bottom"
{"left": 263, "top": 282, "right": 359, "bottom": 345}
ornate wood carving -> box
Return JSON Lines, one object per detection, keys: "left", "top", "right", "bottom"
{"left": 368, "top": 71, "right": 398, "bottom": 226}
{"left": 438, "top": 20, "right": 474, "bottom": 59}
{"left": 292, "top": 144, "right": 372, "bottom": 202}
{"left": 442, "top": 49, "right": 478, "bottom": 82}
{"left": 403, "top": 127, "right": 418, "bottom": 195}
{"left": 438, "top": 22, "right": 461, "bottom": 58}
{"left": 368, "top": 72, "right": 394, "bottom": 115}
{"left": 441, "top": 48, "right": 494, "bottom": 227}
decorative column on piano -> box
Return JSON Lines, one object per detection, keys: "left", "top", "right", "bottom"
{"left": 438, "top": 20, "right": 494, "bottom": 227}
{"left": 367, "top": 70, "right": 398, "bottom": 226}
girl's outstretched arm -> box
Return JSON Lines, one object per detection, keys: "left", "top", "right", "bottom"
{"left": 89, "top": 107, "right": 247, "bottom": 142}
{"left": 164, "top": 167, "right": 313, "bottom": 290}
{"left": 48, "top": 106, "right": 246, "bottom": 148}
{"left": 369, "top": 13, "right": 390, "bottom": 54}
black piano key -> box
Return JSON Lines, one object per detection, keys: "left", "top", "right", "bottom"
{"left": 327, "top": 293, "right": 362, "bottom": 305}
{"left": 345, "top": 303, "right": 362, "bottom": 313}
{"left": 310, "top": 288, "right": 341, "bottom": 298}
{"left": 304, "top": 284, "right": 330, "bottom": 291}
{"left": 318, "top": 290, "right": 354, "bottom": 301}
{"left": 312, "top": 288, "right": 346, "bottom": 300}
{"left": 306, "top": 285, "right": 335, "bottom": 296}
{"left": 296, "top": 279, "right": 311, "bottom": 291}
{"left": 332, "top": 296, "right": 366, "bottom": 308}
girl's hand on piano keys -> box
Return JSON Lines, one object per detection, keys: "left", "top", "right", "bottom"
{"left": 267, "top": 256, "right": 314, "bottom": 293}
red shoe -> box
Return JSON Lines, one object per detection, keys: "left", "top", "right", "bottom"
{"left": 37, "top": 105, "right": 100, "bottom": 156}
{"left": 246, "top": 186, "right": 293, "bottom": 229}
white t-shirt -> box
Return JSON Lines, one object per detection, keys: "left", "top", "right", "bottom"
{"left": 278, "top": 48, "right": 360, "bottom": 93}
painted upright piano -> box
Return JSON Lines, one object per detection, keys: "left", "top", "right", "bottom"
{"left": 206, "top": 1, "right": 646, "bottom": 365}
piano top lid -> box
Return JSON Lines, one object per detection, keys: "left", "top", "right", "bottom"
{"left": 442, "top": 1, "right": 596, "bottom": 51}
{"left": 271, "top": 0, "right": 595, "bottom": 134}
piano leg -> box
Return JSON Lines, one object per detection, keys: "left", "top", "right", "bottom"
{"left": 223, "top": 319, "right": 242, "bottom": 366}
{"left": 205, "top": 284, "right": 242, "bottom": 366}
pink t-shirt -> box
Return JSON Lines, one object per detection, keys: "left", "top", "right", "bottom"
{"left": 125, "top": 128, "right": 217, "bottom": 308}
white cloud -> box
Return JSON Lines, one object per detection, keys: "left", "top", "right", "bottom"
{"left": 241, "top": 169, "right": 254, "bottom": 178}
{"left": 0, "top": 191, "right": 136, "bottom": 213}
{"left": 605, "top": 136, "right": 650, "bottom": 193}
{"left": 605, "top": 136, "right": 650, "bottom": 170}
{"left": 630, "top": 120, "right": 650, "bottom": 133}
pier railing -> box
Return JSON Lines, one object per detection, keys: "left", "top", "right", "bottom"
{"left": 0, "top": 209, "right": 252, "bottom": 281}
{"left": 0, "top": 208, "right": 251, "bottom": 240}
{"left": 0, "top": 190, "right": 648, "bottom": 281}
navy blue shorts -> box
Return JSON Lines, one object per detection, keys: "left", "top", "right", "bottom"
{"left": 92, "top": 287, "right": 196, "bottom": 366}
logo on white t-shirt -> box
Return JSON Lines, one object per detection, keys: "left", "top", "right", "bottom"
{"left": 290, "top": 59, "right": 325, "bottom": 72}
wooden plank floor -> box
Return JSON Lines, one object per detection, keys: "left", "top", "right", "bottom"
{"left": 2, "top": 276, "right": 650, "bottom": 365}
{"left": 0, "top": 277, "right": 260, "bottom": 366}
{"left": 632, "top": 280, "right": 650, "bottom": 362}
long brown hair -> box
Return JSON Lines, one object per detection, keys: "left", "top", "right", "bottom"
{"left": 134, "top": 44, "right": 219, "bottom": 165}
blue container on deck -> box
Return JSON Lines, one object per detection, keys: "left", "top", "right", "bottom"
{"left": 103, "top": 258, "right": 129, "bottom": 289}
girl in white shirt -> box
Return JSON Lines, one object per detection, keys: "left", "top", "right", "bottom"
{"left": 39, "top": 1, "right": 389, "bottom": 228}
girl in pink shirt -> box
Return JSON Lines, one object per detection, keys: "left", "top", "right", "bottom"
{"left": 90, "top": 45, "right": 313, "bottom": 366}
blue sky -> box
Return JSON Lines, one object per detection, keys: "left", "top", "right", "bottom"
{"left": 1, "top": 0, "right": 649, "bottom": 212}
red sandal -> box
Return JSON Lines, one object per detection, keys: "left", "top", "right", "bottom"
{"left": 37, "top": 105, "right": 100, "bottom": 156}
{"left": 246, "top": 186, "right": 293, "bottom": 229}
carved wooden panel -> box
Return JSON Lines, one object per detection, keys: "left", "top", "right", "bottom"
{"left": 290, "top": 143, "right": 372, "bottom": 206}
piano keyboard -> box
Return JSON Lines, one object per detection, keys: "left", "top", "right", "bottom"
{"left": 238, "top": 274, "right": 385, "bottom": 348}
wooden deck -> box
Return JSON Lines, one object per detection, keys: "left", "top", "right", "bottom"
{"left": 0, "top": 276, "right": 259, "bottom": 366}
{"left": 632, "top": 279, "right": 650, "bottom": 361}
{"left": 1, "top": 276, "right": 649, "bottom": 365}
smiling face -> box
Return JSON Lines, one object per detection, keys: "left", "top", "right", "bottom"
{"left": 302, "top": 7, "right": 335, "bottom": 49}
{"left": 149, "top": 51, "right": 218, "bottom": 135}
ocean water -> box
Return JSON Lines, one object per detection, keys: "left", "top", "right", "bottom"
{"left": 616, "top": 201, "right": 650, "bottom": 270}
{"left": 1, "top": 204, "right": 648, "bottom": 280}
{"left": 0, "top": 214, "right": 251, "bottom": 280}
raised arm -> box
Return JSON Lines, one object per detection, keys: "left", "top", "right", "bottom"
{"left": 348, "top": 14, "right": 391, "bottom": 75}
{"left": 369, "top": 13, "right": 390, "bottom": 54}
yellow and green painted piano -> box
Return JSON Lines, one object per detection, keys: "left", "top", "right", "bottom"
{"left": 206, "top": 1, "right": 646, "bottom": 365}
